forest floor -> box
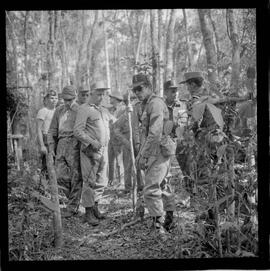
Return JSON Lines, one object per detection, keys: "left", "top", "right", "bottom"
{"left": 8, "top": 155, "right": 259, "bottom": 261}
{"left": 48, "top": 184, "right": 201, "bottom": 260}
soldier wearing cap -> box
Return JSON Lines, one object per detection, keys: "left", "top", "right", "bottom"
{"left": 36, "top": 90, "right": 58, "bottom": 177}
{"left": 107, "top": 91, "right": 125, "bottom": 186}
{"left": 132, "top": 73, "right": 176, "bottom": 234}
{"left": 177, "top": 71, "right": 224, "bottom": 195}
{"left": 74, "top": 81, "right": 114, "bottom": 226}
{"left": 47, "top": 86, "right": 82, "bottom": 218}
{"left": 112, "top": 92, "right": 144, "bottom": 194}
{"left": 77, "top": 86, "right": 90, "bottom": 105}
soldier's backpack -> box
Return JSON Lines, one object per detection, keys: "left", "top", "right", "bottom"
{"left": 160, "top": 120, "right": 176, "bottom": 157}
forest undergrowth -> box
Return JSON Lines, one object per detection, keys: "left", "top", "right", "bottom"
{"left": 8, "top": 150, "right": 258, "bottom": 260}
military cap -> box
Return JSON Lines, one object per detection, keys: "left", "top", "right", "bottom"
{"left": 163, "top": 80, "right": 178, "bottom": 90}
{"left": 179, "top": 71, "right": 204, "bottom": 84}
{"left": 109, "top": 91, "right": 123, "bottom": 101}
{"left": 62, "top": 85, "right": 76, "bottom": 99}
{"left": 91, "top": 81, "right": 110, "bottom": 91}
{"left": 132, "top": 73, "right": 151, "bottom": 89}
{"left": 78, "top": 86, "right": 90, "bottom": 93}
{"left": 44, "top": 89, "right": 57, "bottom": 98}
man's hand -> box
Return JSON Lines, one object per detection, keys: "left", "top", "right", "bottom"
{"left": 138, "top": 156, "right": 148, "bottom": 170}
{"left": 48, "top": 145, "right": 55, "bottom": 157}
{"left": 91, "top": 141, "right": 102, "bottom": 152}
{"left": 40, "top": 145, "right": 48, "bottom": 155}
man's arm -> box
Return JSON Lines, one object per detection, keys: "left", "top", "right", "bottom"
{"left": 37, "top": 119, "right": 47, "bottom": 153}
{"left": 140, "top": 99, "right": 165, "bottom": 158}
{"left": 73, "top": 106, "right": 101, "bottom": 149}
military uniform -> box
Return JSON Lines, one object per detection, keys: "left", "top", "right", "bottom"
{"left": 139, "top": 93, "right": 175, "bottom": 218}
{"left": 108, "top": 103, "right": 125, "bottom": 185}
{"left": 74, "top": 102, "right": 112, "bottom": 209}
{"left": 176, "top": 72, "right": 224, "bottom": 194}
{"left": 112, "top": 100, "right": 144, "bottom": 192}
{"left": 47, "top": 87, "right": 82, "bottom": 215}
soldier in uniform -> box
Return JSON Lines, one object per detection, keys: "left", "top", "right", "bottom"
{"left": 47, "top": 86, "right": 82, "bottom": 218}
{"left": 112, "top": 92, "right": 144, "bottom": 194}
{"left": 77, "top": 86, "right": 90, "bottom": 105}
{"left": 132, "top": 74, "right": 176, "bottom": 234}
{"left": 74, "top": 82, "right": 114, "bottom": 226}
{"left": 177, "top": 71, "right": 224, "bottom": 196}
{"left": 107, "top": 92, "right": 125, "bottom": 186}
{"left": 36, "top": 90, "right": 58, "bottom": 178}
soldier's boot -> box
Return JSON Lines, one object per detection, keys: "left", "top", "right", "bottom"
{"left": 83, "top": 207, "right": 99, "bottom": 226}
{"left": 151, "top": 216, "right": 166, "bottom": 235}
{"left": 92, "top": 202, "right": 106, "bottom": 220}
{"left": 163, "top": 211, "right": 175, "bottom": 231}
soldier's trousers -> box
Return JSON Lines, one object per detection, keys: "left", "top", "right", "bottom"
{"left": 143, "top": 153, "right": 175, "bottom": 217}
{"left": 55, "top": 137, "right": 82, "bottom": 212}
{"left": 122, "top": 145, "right": 144, "bottom": 192}
{"left": 108, "top": 140, "right": 123, "bottom": 184}
{"left": 80, "top": 145, "right": 108, "bottom": 208}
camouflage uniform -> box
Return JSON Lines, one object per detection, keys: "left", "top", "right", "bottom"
{"left": 74, "top": 103, "right": 112, "bottom": 208}
{"left": 139, "top": 94, "right": 175, "bottom": 217}
{"left": 47, "top": 102, "right": 82, "bottom": 213}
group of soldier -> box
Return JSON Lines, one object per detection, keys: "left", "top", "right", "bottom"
{"left": 36, "top": 71, "right": 218, "bottom": 235}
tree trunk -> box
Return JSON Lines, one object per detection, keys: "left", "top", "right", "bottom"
{"left": 158, "top": 9, "right": 164, "bottom": 97}
{"left": 47, "top": 11, "right": 56, "bottom": 90}
{"left": 46, "top": 153, "right": 63, "bottom": 248}
{"left": 165, "top": 9, "right": 177, "bottom": 81}
{"left": 182, "top": 9, "right": 194, "bottom": 70}
{"left": 207, "top": 10, "right": 220, "bottom": 75}
{"left": 227, "top": 9, "right": 241, "bottom": 95}
{"left": 86, "top": 10, "right": 99, "bottom": 89}
{"left": 150, "top": 9, "right": 159, "bottom": 94}
{"left": 75, "top": 10, "right": 87, "bottom": 87}
{"left": 198, "top": 9, "right": 218, "bottom": 92}
{"left": 102, "top": 11, "right": 111, "bottom": 92}
{"left": 135, "top": 11, "right": 147, "bottom": 72}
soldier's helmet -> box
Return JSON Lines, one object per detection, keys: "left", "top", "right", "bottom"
{"left": 179, "top": 71, "right": 204, "bottom": 84}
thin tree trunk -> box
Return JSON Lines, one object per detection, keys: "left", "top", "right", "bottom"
{"left": 198, "top": 9, "right": 218, "bottom": 92}
{"left": 46, "top": 153, "right": 63, "bottom": 248}
{"left": 165, "top": 9, "right": 177, "bottom": 81}
{"left": 135, "top": 11, "right": 147, "bottom": 72}
{"left": 182, "top": 9, "right": 193, "bottom": 70}
{"left": 75, "top": 10, "right": 87, "bottom": 87}
{"left": 158, "top": 9, "right": 164, "bottom": 97}
{"left": 102, "top": 11, "right": 111, "bottom": 91}
{"left": 86, "top": 10, "right": 99, "bottom": 89}
{"left": 150, "top": 9, "right": 158, "bottom": 94}
{"left": 227, "top": 9, "right": 241, "bottom": 95}
{"left": 47, "top": 11, "right": 55, "bottom": 90}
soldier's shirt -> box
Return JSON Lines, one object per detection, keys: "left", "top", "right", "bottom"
{"left": 36, "top": 107, "right": 56, "bottom": 135}
{"left": 74, "top": 103, "right": 112, "bottom": 148}
{"left": 47, "top": 102, "right": 79, "bottom": 146}
{"left": 112, "top": 103, "right": 140, "bottom": 148}
{"left": 139, "top": 94, "right": 169, "bottom": 158}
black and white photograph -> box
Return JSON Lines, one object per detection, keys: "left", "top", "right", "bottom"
{"left": 4, "top": 8, "right": 268, "bottom": 267}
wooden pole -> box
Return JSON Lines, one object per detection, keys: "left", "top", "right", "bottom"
{"left": 46, "top": 153, "right": 63, "bottom": 248}
{"left": 126, "top": 92, "right": 137, "bottom": 213}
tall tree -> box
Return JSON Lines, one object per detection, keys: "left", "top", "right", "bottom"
{"left": 198, "top": 9, "right": 218, "bottom": 92}
{"left": 150, "top": 9, "right": 159, "bottom": 93}
{"left": 165, "top": 9, "right": 177, "bottom": 82}
{"left": 182, "top": 9, "right": 194, "bottom": 70}
{"left": 86, "top": 10, "right": 99, "bottom": 89}
{"left": 158, "top": 9, "right": 164, "bottom": 97}
{"left": 226, "top": 9, "right": 241, "bottom": 95}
